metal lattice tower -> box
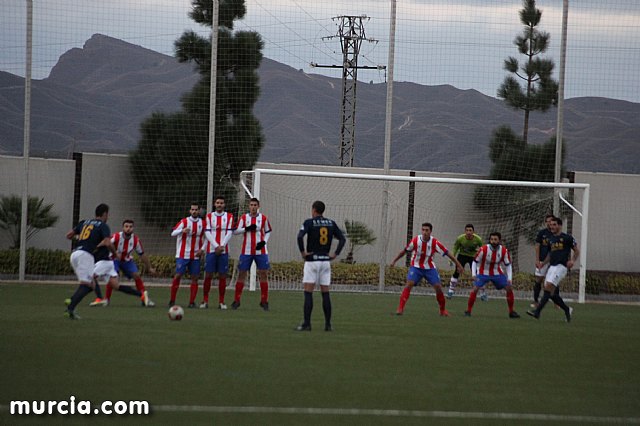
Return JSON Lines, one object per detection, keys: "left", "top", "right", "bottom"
{"left": 312, "top": 16, "right": 383, "bottom": 167}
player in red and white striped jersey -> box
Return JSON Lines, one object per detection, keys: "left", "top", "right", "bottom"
{"left": 231, "top": 198, "right": 272, "bottom": 311}
{"left": 390, "top": 222, "right": 463, "bottom": 316}
{"left": 105, "top": 219, "right": 156, "bottom": 307}
{"left": 464, "top": 232, "right": 520, "bottom": 318}
{"left": 200, "top": 195, "right": 234, "bottom": 309}
{"left": 169, "top": 203, "right": 205, "bottom": 308}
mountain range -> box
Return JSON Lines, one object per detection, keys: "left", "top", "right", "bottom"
{"left": 1, "top": 33, "right": 638, "bottom": 174}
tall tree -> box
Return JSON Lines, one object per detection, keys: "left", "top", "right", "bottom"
{"left": 0, "top": 195, "right": 59, "bottom": 249}
{"left": 498, "top": 0, "right": 558, "bottom": 143}
{"left": 475, "top": 1, "right": 564, "bottom": 271}
{"left": 130, "top": 0, "right": 264, "bottom": 224}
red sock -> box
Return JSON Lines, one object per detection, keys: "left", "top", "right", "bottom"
{"left": 105, "top": 283, "right": 113, "bottom": 301}
{"left": 189, "top": 282, "right": 198, "bottom": 304}
{"left": 436, "top": 292, "right": 446, "bottom": 311}
{"left": 260, "top": 281, "right": 269, "bottom": 304}
{"left": 234, "top": 282, "right": 245, "bottom": 303}
{"left": 467, "top": 291, "right": 477, "bottom": 312}
{"left": 170, "top": 277, "right": 180, "bottom": 303}
{"left": 506, "top": 288, "right": 515, "bottom": 313}
{"left": 398, "top": 286, "right": 411, "bottom": 312}
{"left": 203, "top": 275, "right": 212, "bottom": 303}
{"left": 218, "top": 277, "right": 227, "bottom": 304}
{"left": 134, "top": 276, "right": 145, "bottom": 293}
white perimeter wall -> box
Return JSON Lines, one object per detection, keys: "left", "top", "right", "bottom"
{"left": 1, "top": 154, "right": 639, "bottom": 272}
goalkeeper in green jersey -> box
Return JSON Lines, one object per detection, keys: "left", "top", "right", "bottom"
{"left": 446, "top": 224, "right": 485, "bottom": 300}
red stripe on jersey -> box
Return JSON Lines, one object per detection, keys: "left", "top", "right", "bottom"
{"left": 179, "top": 219, "right": 187, "bottom": 259}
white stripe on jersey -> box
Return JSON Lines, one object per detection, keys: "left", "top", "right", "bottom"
{"left": 173, "top": 217, "right": 205, "bottom": 259}
{"left": 111, "top": 232, "right": 144, "bottom": 262}
{"left": 237, "top": 213, "right": 271, "bottom": 256}
{"left": 406, "top": 236, "right": 447, "bottom": 269}
{"left": 203, "top": 212, "right": 234, "bottom": 253}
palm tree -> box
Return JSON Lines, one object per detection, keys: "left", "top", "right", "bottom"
{"left": 343, "top": 220, "right": 376, "bottom": 264}
{"left": 0, "top": 195, "right": 59, "bottom": 248}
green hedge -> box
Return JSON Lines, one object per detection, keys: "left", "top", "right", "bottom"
{"left": 2, "top": 249, "right": 640, "bottom": 295}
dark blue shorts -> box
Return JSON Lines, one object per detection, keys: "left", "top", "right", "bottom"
{"left": 176, "top": 258, "right": 201, "bottom": 276}
{"left": 114, "top": 260, "right": 138, "bottom": 279}
{"left": 407, "top": 267, "right": 441, "bottom": 286}
{"left": 238, "top": 254, "right": 270, "bottom": 271}
{"left": 205, "top": 253, "right": 229, "bottom": 274}
{"left": 474, "top": 274, "right": 509, "bottom": 289}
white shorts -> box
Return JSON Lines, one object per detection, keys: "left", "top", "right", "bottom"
{"left": 535, "top": 263, "right": 549, "bottom": 277}
{"left": 93, "top": 260, "right": 118, "bottom": 284}
{"left": 70, "top": 250, "right": 94, "bottom": 284}
{"left": 545, "top": 264, "right": 568, "bottom": 287}
{"left": 303, "top": 261, "right": 331, "bottom": 286}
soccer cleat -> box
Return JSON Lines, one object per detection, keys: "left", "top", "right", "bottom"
{"left": 142, "top": 291, "right": 155, "bottom": 307}
{"left": 64, "top": 298, "right": 71, "bottom": 306}
{"left": 530, "top": 302, "right": 539, "bottom": 309}
{"left": 168, "top": 301, "right": 175, "bottom": 307}
{"left": 89, "top": 298, "right": 108, "bottom": 307}
{"left": 187, "top": 303, "right": 197, "bottom": 308}
{"left": 64, "top": 310, "right": 80, "bottom": 320}
{"left": 439, "top": 310, "right": 450, "bottom": 317}
{"left": 260, "top": 302, "right": 270, "bottom": 311}
{"left": 295, "top": 323, "right": 312, "bottom": 331}
{"left": 565, "top": 306, "right": 573, "bottom": 323}
{"left": 325, "top": 323, "right": 333, "bottom": 332}
{"left": 464, "top": 311, "right": 471, "bottom": 317}
{"left": 526, "top": 310, "right": 540, "bottom": 319}
{"left": 509, "top": 311, "right": 521, "bottom": 319}
{"left": 199, "top": 302, "right": 209, "bottom": 309}
{"left": 446, "top": 289, "right": 454, "bottom": 299}
{"left": 231, "top": 301, "right": 240, "bottom": 310}
{"left": 480, "top": 293, "right": 489, "bottom": 302}
{"left": 394, "top": 310, "right": 403, "bottom": 316}
{"left": 218, "top": 303, "right": 228, "bottom": 310}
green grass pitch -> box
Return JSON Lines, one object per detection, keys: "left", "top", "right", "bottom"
{"left": 1, "top": 283, "right": 639, "bottom": 425}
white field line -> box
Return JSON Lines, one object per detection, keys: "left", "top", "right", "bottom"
{"left": 149, "top": 405, "right": 640, "bottom": 423}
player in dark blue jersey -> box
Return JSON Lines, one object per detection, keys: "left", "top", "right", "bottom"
{"left": 532, "top": 214, "right": 555, "bottom": 307}
{"left": 527, "top": 217, "right": 579, "bottom": 322}
{"left": 295, "top": 201, "right": 346, "bottom": 331}
{"left": 65, "top": 203, "right": 114, "bottom": 319}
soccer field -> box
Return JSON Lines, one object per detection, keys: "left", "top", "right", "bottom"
{"left": 1, "top": 283, "right": 639, "bottom": 425}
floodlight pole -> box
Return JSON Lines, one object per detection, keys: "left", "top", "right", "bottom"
{"left": 553, "top": 0, "right": 568, "bottom": 216}
{"left": 379, "top": 0, "right": 397, "bottom": 291}
{"left": 19, "top": 0, "right": 33, "bottom": 282}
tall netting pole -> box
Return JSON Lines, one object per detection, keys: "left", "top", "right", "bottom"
{"left": 554, "top": 0, "right": 569, "bottom": 216}
{"left": 379, "top": 0, "right": 397, "bottom": 291}
{"left": 19, "top": 0, "right": 33, "bottom": 282}
{"left": 207, "top": 0, "right": 220, "bottom": 213}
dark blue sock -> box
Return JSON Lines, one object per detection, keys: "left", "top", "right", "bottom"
{"left": 303, "top": 291, "right": 313, "bottom": 326}
{"left": 536, "top": 290, "right": 551, "bottom": 316}
{"left": 551, "top": 293, "right": 570, "bottom": 314}
{"left": 68, "top": 285, "right": 92, "bottom": 311}
{"left": 118, "top": 285, "right": 141, "bottom": 297}
{"left": 94, "top": 281, "right": 103, "bottom": 299}
{"left": 322, "top": 292, "right": 332, "bottom": 326}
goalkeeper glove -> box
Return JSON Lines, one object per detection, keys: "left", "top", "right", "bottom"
{"left": 245, "top": 224, "right": 257, "bottom": 232}
{"left": 255, "top": 241, "right": 266, "bottom": 250}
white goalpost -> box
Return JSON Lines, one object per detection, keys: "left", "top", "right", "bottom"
{"left": 240, "top": 168, "right": 590, "bottom": 303}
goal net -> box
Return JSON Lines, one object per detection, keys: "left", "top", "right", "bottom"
{"left": 239, "top": 167, "right": 590, "bottom": 303}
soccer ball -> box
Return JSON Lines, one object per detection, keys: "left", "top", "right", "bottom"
{"left": 168, "top": 305, "right": 184, "bottom": 321}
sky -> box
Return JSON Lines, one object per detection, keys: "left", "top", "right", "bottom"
{"left": 1, "top": 0, "right": 639, "bottom": 103}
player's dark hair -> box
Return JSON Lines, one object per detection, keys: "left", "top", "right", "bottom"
{"left": 95, "top": 203, "right": 109, "bottom": 217}
{"left": 465, "top": 224, "right": 474, "bottom": 230}
{"left": 545, "top": 213, "right": 555, "bottom": 220}
{"left": 190, "top": 202, "right": 199, "bottom": 208}
{"left": 312, "top": 200, "right": 325, "bottom": 214}
{"left": 489, "top": 231, "right": 501, "bottom": 240}
{"left": 122, "top": 219, "right": 134, "bottom": 226}
{"left": 250, "top": 197, "right": 260, "bottom": 205}
{"left": 214, "top": 195, "right": 225, "bottom": 202}
{"left": 552, "top": 217, "right": 563, "bottom": 226}
{"left": 421, "top": 222, "right": 433, "bottom": 230}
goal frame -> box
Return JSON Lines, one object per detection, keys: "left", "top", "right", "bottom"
{"left": 240, "top": 168, "right": 590, "bottom": 303}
